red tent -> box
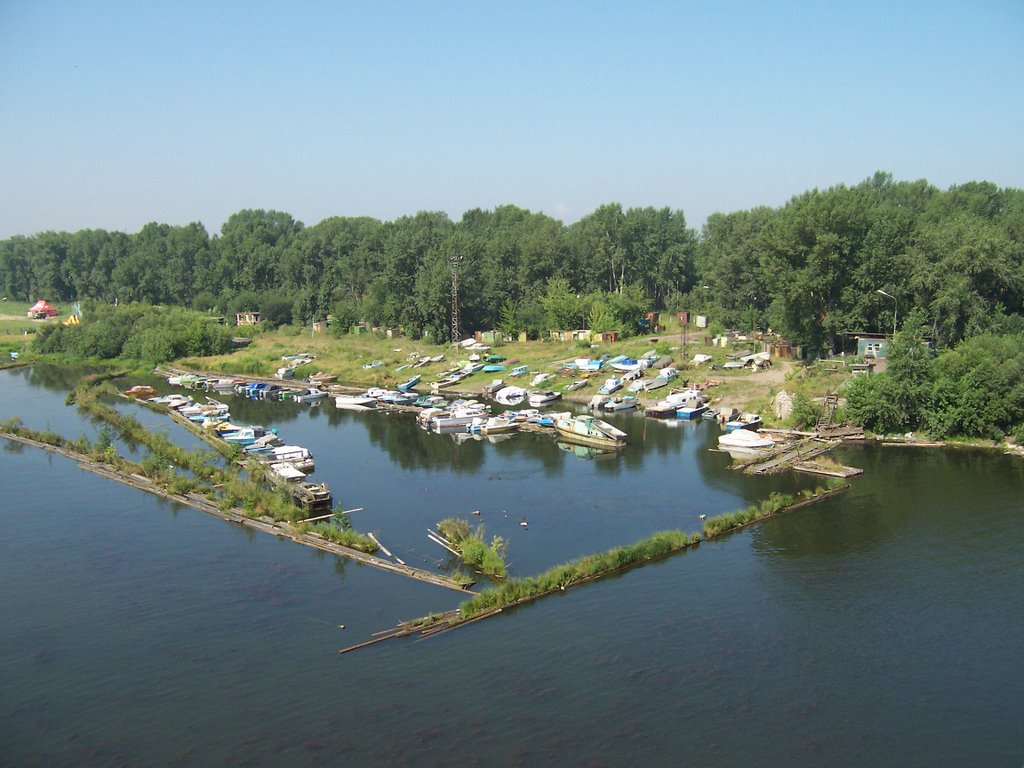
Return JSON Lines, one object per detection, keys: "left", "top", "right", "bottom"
{"left": 27, "top": 299, "right": 58, "bottom": 318}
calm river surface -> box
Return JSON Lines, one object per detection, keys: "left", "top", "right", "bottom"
{"left": 1, "top": 366, "right": 1022, "bottom": 766}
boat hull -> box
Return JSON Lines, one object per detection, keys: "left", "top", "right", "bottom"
{"left": 676, "top": 406, "right": 708, "bottom": 420}
{"left": 554, "top": 426, "right": 626, "bottom": 450}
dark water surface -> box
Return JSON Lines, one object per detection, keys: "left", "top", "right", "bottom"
{"left": 2, "top": 368, "right": 1022, "bottom": 766}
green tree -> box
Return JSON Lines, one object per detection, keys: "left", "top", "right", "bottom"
{"left": 541, "top": 277, "right": 583, "bottom": 330}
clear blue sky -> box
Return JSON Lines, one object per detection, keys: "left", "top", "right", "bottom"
{"left": 1, "top": 0, "right": 1022, "bottom": 238}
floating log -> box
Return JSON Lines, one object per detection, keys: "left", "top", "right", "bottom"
{"left": 427, "top": 531, "right": 461, "bottom": 557}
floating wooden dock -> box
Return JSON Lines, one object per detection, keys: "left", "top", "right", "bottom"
{"left": 791, "top": 460, "right": 863, "bottom": 478}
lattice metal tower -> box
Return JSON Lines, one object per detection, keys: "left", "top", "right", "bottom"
{"left": 450, "top": 253, "right": 461, "bottom": 344}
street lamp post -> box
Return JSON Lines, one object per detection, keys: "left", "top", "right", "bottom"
{"left": 876, "top": 289, "right": 897, "bottom": 337}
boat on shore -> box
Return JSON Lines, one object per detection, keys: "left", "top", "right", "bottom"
{"left": 494, "top": 386, "right": 527, "bottom": 406}
{"left": 482, "top": 378, "right": 505, "bottom": 396}
{"left": 397, "top": 374, "right": 421, "bottom": 392}
{"left": 531, "top": 372, "right": 554, "bottom": 387}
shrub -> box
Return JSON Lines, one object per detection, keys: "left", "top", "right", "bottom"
{"left": 790, "top": 391, "right": 822, "bottom": 429}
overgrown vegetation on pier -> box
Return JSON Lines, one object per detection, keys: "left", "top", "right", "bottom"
{"left": 449, "top": 483, "right": 844, "bottom": 622}
{"left": 437, "top": 517, "right": 509, "bottom": 578}
{"left": 6, "top": 384, "right": 379, "bottom": 553}
{"left": 700, "top": 485, "right": 841, "bottom": 537}
{"left": 458, "top": 530, "right": 698, "bottom": 619}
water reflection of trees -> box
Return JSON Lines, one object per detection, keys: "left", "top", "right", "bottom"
{"left": 749, "top": 444, "right": 901, "bottom": 557}
{"left": 355, "top": 414, "right": 487, "bottom": 473}
{"left": 25, "top": 363, "right": 110, "bottom": 392}
{"left": 218, "top": 394, "right": 304, "bottom": 426}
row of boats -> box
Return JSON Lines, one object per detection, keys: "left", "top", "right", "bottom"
{"left": 336, "top": 385, "right": 630, "bottom": 449}
{"left": 154, "top": 348, "right": 774, "bottom": 457}
{"left": 134, "top": 387, "right": 333, "bottom": 513}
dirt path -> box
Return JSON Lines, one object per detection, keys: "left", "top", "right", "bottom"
{"left": 707, "top": 361, "right": 790, "bottom": 413}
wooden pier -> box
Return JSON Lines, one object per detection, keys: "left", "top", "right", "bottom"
{"left": 0, "top": 430, "right": 472, "bottom": 593}
{"left": 736, "top": 428, "right": 864, "bottom": 476}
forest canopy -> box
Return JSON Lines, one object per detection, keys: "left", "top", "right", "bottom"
{"left": 2, "top": 173, "right": 1022, "bottom": 349}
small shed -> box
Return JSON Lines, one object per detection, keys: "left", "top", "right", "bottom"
{"left": 856, "top": 335, "right": 889, "bottom": 360}
{"left": 235, "top": 311, "right": 260, "bottom": 326}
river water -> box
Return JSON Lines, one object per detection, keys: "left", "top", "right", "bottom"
{"left": 1, "top": 366, "right": 1022, "bottom": 766}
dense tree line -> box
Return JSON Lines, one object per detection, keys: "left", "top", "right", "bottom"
{"left": 846, "top": 321, "right": 1024, "bottom": 441}
{"left": 32, "top": 305, "right": 234, "bottom": 363}
{"left": 2, "top": 173, "right": 1022, "bottom": 348}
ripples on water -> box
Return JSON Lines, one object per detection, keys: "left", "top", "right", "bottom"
{"left": 1, "top": 368, "right": 1022, "bottom": 766}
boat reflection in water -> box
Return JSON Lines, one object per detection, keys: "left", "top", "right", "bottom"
{"left": 556, "top": 440, "right": 620, "bottom": 461}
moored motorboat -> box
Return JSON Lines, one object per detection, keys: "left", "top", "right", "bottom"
{"left": 528, "top": 390, "right": 562, "bottom": 407}
{"left": 335, "top": 394, "right": 377, "bottom": 410}
{"left": 675, "top": 395, "right": 708, "bottom": 420}
{"left": 601, "top": 395, "right": 638, "bottom": 411}
{"left": 266, "top": 462, "right": 307, "bottom": 484}
{"left": 249, "top": 444, "right": 315, "bottom": 474}
{"left": 725, "top": 412, "right": 764, "bottom": 432}
{"left": 468, "top": 415, "right": 520, "bottom": 435}
{"left": 554, "top": 413, "right": 628, "bottom": 449}
{"left": 430, "top": 404, "right": 490, "bottom": 431}
{"left": 717, "top": 428, "right": 775, "bottom": 452}
{"left": 220, "top": 425, "right": 276, "bottom": 446}
{"left": 413, "top": 394, "right": 447, "bottom": 408}
{"left": 292, "top": 387, "right": 327, "bottom": 403}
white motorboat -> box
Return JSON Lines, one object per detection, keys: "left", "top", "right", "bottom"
{"left": 494, "top": 386, "right": 527, "bottom": 406}
{"left": 335, "top": 394, "right": 377, "bottom": 410}
{"left": 717, "top": 429, "right": 775, "bottom": 452}
{"left": 528, "top": 390, "right": 562, "bottom": 407}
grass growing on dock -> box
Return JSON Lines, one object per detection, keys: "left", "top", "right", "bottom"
{"left": 459, "top": 530, "right": 699, "bottom": 619}
{"left": 437, "top": 517, "right": 509, "bottom": 578}
{"left": 58, "top": 383, "right": 381, "bottom": 551}
{"left": 700, "top": 483, "right": 842, "bottom": 538}
{"left": 437, "top": 484, "right": 847, "bottom": 626}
